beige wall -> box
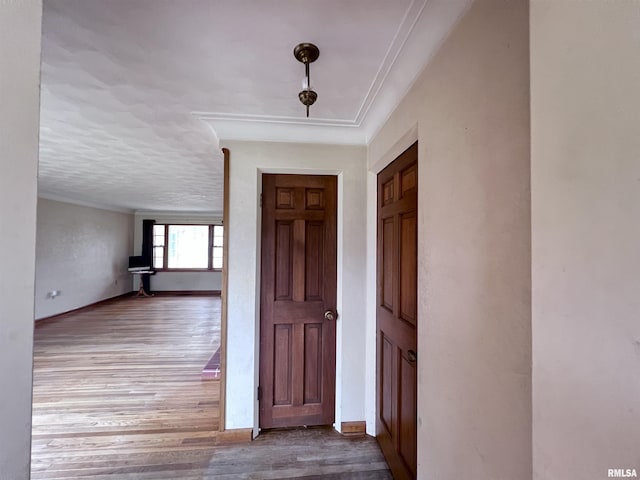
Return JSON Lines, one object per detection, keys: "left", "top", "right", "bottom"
{"left": 223, "top": 140, "right": 367, "bottom": 434}
{"left": 35, "top": 199, "right": 134, "bottom": 319}
{"left": 368, "top": 0, "right": 531, "bottom": 478}
{"left": 531, "top": 1, "right": 640, "bottom": 478}
{"left": 0, "top": 1, "right": 42, "bottom": 479}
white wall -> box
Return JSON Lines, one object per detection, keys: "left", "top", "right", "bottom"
{"left": 150, "top": 271, "right": 221, "bottom": 292}
{"left": 35, "top": 199, "right": 134, "bottom": 319}
{"left": 531, "top": 1, "right": 640, "bottom": 478}
{"left": 133, "top": 211, "right": 222, "bottom": 292}
{"left": 223, "top": 140, "right": 367, "bottom": 434}
{"left": 368, "top": 0, "right": 531, "bottom": 478}
{"left": 0, "top": 1, "right": 41, "bottom": 479}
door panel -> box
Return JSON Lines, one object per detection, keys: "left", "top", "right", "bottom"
{"left": 260, "top": 174, "right": 337, "bottom": 429}
{"left": 380, "top": 335, "right": 394, "bottom": 432}
{"left": 275, "top": 222, "right": 293, "bottom": 300}
{"left": 400, "top": 212, "right": 417, "bottom": 325}
{"left": 274, "top": 325, "right": 292, "bottom": 405}
{"left": 377, "top": 142, "right": 418, "bottom": 480}
{"left": 305, "top": 222, "right": 324, "bottom": 300}
{"left": 399, "top": 352, "right": 417, "bottom": 472}
{"left": 304, "top": 323, "right": 322, "bottom": 404}
{"left": 382, "top": 218, "right": 395, "bottom": 311}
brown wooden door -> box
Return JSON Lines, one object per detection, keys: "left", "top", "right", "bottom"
{"left": 377, "top": 143, "right": 418, "bottom": 479}
{"left": 259, "top": 174, "right": 337, "bottom": 429}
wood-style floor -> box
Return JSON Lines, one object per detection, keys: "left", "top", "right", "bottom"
{"left": 31, "top": 295, "right": 391, "bottom": 479}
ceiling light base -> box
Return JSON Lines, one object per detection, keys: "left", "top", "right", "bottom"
{"left": 294, "top": 43, "right": 320, "bottom": 64}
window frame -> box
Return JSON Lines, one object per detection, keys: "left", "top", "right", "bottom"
{"left": 152, "top": 223, "right": 223, "bottom": 272}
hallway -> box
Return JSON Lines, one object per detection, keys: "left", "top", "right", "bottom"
{"left": 30, "top": 296, "right": 389, "bottom": 479}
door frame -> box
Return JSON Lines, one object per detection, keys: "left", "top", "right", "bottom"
{"left": 218, "top": 148, "right": 230, "bottom": 432}
{"left": 375, "top": 141, "right": 418, "bottom": 478}
{"left": 258, "top": 173, "right": 338, "bottom": 429}
{"left": 224, "top": 147, "right": 370, "bottom": 439}
{"left": 255, "top": 167, "right": 345, "bottom": 434}
{"left": 365, "top": 126, "right": 419, "bottom": 438}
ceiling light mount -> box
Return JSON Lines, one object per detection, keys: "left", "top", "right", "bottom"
{"left": 294, "top": 43, "right": 320, "bottom": 64}
{"left": 294, "top": 43, "right": 320, "bottom": 117}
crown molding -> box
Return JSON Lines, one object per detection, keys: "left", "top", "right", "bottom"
{"left": 352, "top": 0, "right": 428, "bottom": 126}
{"left": 201, "top": 117, "right": 367, "bottom": 145}
{"left": 362, "top": 0, "right": 474, "bottom": 143}
{"left": 194, "top": 111, "right": 357, "bottom": 127}
{"left": 134, "top": 210, "right": 222, "bottom": 218}
{"left": 196, "top": 0, "right": 471, "bottom": 146}
{"left": 38, "top": 191, "right": 135, "bottom": 214}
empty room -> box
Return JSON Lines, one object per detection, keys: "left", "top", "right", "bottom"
{"left": 2, "top": 1, "right": 640, "bottom": 479}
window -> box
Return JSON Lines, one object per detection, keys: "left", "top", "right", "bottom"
{"left": 212, "top": 225, "right": 223, "bottom": 270}
{"left": 152, "top": 224, "right": 223, "bottom": 271}
{"left": 153, "top": 225, "right": 165, "bottom": 269}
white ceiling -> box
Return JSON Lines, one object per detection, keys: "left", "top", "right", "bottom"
{"left": 39, "top": 0, "right": 470, "bottom": 212}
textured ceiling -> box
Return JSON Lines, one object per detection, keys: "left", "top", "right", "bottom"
{"left": 39, "top": 0, "right": 469, "bottom": 212}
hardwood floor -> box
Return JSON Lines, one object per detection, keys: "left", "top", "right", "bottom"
{"left": 31, "top": 296, "right": 390, "bottom": 479}
{"left": 31, "top": 296, "right": 220, "bottom": 479}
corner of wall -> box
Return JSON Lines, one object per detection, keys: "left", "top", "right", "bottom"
{"left": 0, "top": 1, "right": 42, "bottom": 478}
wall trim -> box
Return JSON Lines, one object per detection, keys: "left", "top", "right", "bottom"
{"left": 219, "top": 147, "right": 230, "bottom": 432}
{"left": 215, "top": 427, "right": 253, "bottom": 445}
{"left": 340, "top": 421, "right": 367, "bottom": 437}
{"left": 38, "top": 193, "right": 134, "bottom": 214}
{"left": 35, "top": 292, "right": 134, "bottom": 324}
{"left": 134, "top": 209, "right": 222, "bottom": 218}
{"left": 369, "top": 124, "right": 418, "bottom": 174}
{"left": 363, "top": 0, "right": 473, "bottom": 144}
{"left": 151, "top": 290, "right": 221, "bottom": 296}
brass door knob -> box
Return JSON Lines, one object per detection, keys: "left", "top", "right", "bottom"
{"left": 324, "top": 310, "right": 336, "bottom": 321}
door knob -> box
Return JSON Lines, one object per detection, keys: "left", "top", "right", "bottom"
{"left": 407, "top": 350, "right": 417, "bottom": 363}
{"left": 324, "top": 310, "right": 336, "bottom": 321}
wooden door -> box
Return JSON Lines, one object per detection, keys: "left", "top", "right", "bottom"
{"left": 259, "top": 174, "right": 337, "bottom": 428}
{"left": 377, "top": 143, "right": 418, "bottom": 479}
